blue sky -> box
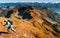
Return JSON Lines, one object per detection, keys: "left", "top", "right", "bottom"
{"left": 0, "top": 0, "right": 60, "bottom": 3}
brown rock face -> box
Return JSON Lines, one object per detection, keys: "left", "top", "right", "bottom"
{"left": 0, "top": 6, "right": 60, "bottom": 38}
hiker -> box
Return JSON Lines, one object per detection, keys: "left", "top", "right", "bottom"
{"left": 4, "top": 19, "right": 16, "bottom": 33}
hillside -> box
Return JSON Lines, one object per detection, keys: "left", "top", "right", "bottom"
{"left": 0, "top": 6, "right": 60, "bottom": 38}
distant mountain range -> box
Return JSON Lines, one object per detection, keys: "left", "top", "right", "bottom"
{"left": 0, "top": 3, "right": 60, "bottom": 14}
{"left": 0, "top": 3, "right": 60, "bottom": 8}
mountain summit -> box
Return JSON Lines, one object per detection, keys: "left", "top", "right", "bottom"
{"left": 0, "top": 6, "right": 60, "bottom": 38}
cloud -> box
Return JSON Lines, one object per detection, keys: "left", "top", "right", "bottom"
{"left": 0, "top": 0, "right": 60, "bottom": 3}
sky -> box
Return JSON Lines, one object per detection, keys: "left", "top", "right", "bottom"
{"left": 0, "top": 0, "right": 60, "bottom": 3}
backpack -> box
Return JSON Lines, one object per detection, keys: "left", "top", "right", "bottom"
{"left": 6, "top": 20, "right": 12, "bottom": 25}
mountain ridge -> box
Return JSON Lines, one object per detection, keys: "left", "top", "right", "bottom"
{"left": 0, "top": 6, "right": 60, "bottom": 38}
